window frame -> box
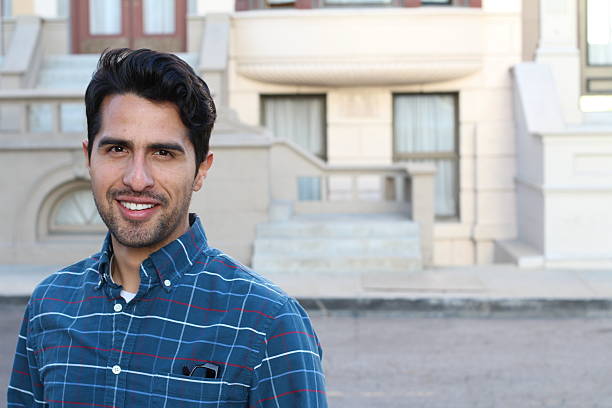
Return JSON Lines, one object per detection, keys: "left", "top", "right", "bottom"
{"left": 392, "top": 92, "right": 460, "bottom": 220}
{"left": 260, "top": 94, "right": 328, "bottom": 161}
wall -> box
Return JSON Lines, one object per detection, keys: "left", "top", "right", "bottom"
{"left": 0, "top": 137, "right": 271, "bottom": 267}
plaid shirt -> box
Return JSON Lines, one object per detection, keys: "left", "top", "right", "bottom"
{"left": 8, "top": 214, "right": 327, "bottom": 407}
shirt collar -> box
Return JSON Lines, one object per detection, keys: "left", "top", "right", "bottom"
{"left": 96, "top": 213, "right": 207, "bottom": 291}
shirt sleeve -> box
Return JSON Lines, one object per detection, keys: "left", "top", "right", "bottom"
{"left": 7, "top": 302, "right": 45, "bottom": 407}
{"left": 249, "top": 298, "right": 328, "bottom": 407}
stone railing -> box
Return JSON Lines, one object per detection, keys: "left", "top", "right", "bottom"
{"left": 268, "top": 139, "right": 436, "bottom": 264}
{"left": 0, "top": 90, "right": 85, "bottom": 144}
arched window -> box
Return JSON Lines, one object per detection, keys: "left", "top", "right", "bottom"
{"left": 48, "top": 185, "right": 106, "bottom": 234}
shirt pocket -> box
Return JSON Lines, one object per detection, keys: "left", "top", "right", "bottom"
{"left": 152, "top": 372, "right": 248, "bottom": 407}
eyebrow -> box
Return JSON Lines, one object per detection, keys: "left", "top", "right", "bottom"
{"left": 97, "top": 137, "right": 185, "bottom": 154}
{"left": 149, "top": 143, "right": 185, "bottom": 154}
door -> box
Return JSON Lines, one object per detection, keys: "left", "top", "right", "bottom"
{"left": 71, "top": 0, "right": 186, "bottom": 54}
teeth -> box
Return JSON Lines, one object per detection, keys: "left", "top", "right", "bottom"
{"left": 120, "top": 201, "right": 155, "bottom": 211}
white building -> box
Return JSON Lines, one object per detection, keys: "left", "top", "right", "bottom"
{"left": 0, "top": 0, "right": 608, "bottom": 278}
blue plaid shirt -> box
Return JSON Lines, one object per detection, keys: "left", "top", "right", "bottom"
{"left": 8, "top": 214, "right": 327, "bottom": 407}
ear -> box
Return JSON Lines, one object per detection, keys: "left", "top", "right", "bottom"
{"left": 82, "top": 140, "right": 91, "bottom": 170}
{"left": 193, "top": 152, "right": 214, "bottom": 192}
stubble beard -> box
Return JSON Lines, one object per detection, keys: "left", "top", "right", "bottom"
{"left": 92, "top": 186, "right": 193, "bottom": 249}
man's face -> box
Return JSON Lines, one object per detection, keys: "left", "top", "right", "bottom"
{"left": 83, "top": 93, "right": 213, "bottom": 250}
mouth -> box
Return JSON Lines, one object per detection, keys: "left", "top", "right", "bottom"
{"left": 115, "top": 199, "right": 161, "bottom": 221}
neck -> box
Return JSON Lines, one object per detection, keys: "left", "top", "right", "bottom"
{"left": 109, "top": 215, "right": 191, "bottom": 293}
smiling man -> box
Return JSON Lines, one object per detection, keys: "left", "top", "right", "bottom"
{"left": 8, "top": 49, "right": 327, "bottom": 408}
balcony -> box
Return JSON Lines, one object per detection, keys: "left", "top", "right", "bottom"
{"left": 232, "top": 8, "right": 484, "bottom": 86}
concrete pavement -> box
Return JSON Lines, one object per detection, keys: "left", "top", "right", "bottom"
{"left": 4, "top": 263, "right": 612, "bottom": 316}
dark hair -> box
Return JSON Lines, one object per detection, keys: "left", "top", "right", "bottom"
{"left": 84, "top": 48, "right": 216, "bottom": 171}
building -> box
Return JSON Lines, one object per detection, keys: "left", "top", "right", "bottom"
{"left": 0, "top": 0, "right": 607, "bottom": 279}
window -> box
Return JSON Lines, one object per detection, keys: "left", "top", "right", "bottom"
{"left": 57, "top": 0, "right": 69, "bottom": 18}
{"left": 89, "top": 0, "right": 121, "bottom": 35}
{"left": 261, "top": 95, "right": 327, "bottom": 160}
{"left": 143, "top": 0, "right": 176, "bottom": 35}
{"left": 580, "top": 0, "right": 612, "bottom": 93}
{"left": 187, "top": 0, "right": 197, "bottom": 14}
{"left": 2, "top": 0, "right": 12, "bottom": 17}
{"left": 394, "top": 94, "right": 458, "bottom": 218}
{"left": 49, "top": 186, "right": 105, "bottom": 234}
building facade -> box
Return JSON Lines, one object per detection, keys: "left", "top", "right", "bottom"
{"left": 0, "top": 0, "right": 607, "bottom": 274}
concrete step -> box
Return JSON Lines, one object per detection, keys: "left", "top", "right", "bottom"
{"left": 254, "top": 237, "right": 420, "bottom": 257}
{"left": 36, "top": 53, "right": 199, "bottom": 89}
{"left": 256, "top": 220, "right": 419, "bottom": 239}
{"left": 253, "top": 215, "right": 422, "bottom": 275}
{"left": 253, "top": 255, "right": 422, "bottom": 274}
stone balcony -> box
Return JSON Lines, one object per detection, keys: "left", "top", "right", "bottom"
{"left": 232, "top": 8, "right": 484, "bottom": 86}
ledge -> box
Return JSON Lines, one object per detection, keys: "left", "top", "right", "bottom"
{"left": 237, "top": 57, "right": 482, "bottom": 86}
{"left": 233, "top": 8, "right": 484, "bottom": 86}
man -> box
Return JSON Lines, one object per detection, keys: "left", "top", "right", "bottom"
{"left": 8, "top": 48, "right": 327, "bottom": 407}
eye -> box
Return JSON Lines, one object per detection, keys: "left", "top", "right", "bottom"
{"left": 155, "top": 150, "right": 173, "bottom": 157}
{"left": 108, "top": 146, "right": 125, "bottom": 153}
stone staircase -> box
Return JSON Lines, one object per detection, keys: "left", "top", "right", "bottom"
{"left": 36, "top": 53, "right": 199, "bottom": 89}
{"left": 252, "top": 214, "right": 422, "bottom": 278}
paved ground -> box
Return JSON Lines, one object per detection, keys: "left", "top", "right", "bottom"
{"left": 8, "top": 264, "right": 612, "bottom": 301}
{"left": 4, "top": 299, "right": 612, "bottom": 407}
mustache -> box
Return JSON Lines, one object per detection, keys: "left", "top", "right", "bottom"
{"left": 108, "top": 189, "right": 168, "bottom": 206}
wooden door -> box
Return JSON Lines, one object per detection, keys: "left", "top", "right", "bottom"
{"left": 72, "top": 0, "right": 186, "bottom": 54}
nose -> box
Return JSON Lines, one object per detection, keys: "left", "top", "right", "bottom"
{"left": 122, "top": 154, "right": 154, "bottom": 191}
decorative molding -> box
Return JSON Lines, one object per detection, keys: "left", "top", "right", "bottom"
{"left": 237, "top": 57, "right": 482, "bottom": 86}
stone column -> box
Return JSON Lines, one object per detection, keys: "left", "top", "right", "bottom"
{"left": 535, "top": 0, "right": 581, "bottom": 124}
{"left": 199, "top": 13, "right": 230, "bottom": 108}
{"left": 405, "top": 162, "right": 436, "bottom": 267}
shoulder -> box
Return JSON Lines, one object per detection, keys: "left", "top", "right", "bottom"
{"left": 196, "top": 248, "right": 291, "bottom": 310}
{"left": 29, "top": 252, "right": 102, "bottom": 308}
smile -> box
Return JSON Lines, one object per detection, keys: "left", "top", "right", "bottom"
{"left": 120, "top": 201, "right": 156, "bottom": 211}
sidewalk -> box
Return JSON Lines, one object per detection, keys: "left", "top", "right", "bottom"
{"left": 3, "top": 264, "right": 612, "bottom": 316}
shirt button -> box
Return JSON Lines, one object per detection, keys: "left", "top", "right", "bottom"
{"left": 163, "top": 279, "right": 171, "bottom": 287}
{"left": 114, "top": 303, "right": 122, "bottom": 312}
{"left": 112, "top": 365, "right": 121, "bottom": 375}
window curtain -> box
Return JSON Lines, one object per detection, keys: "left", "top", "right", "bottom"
{"left": 89, "top": 0, "right": 121, "bottom": 35}
{"left": 263, "top": 96, "right": 326, "bottom": 160}
{"left": 394, "top": 94, "right": 457, "bottom": 217}
{"left": 143, "top": 0, "right": 176, "bottom": 34}
{"left": 587, "top": 0, "right": 612, "bottom": 65}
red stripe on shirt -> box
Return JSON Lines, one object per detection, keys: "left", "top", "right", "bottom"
{"left": 265, "top": 331, "right": 317, "bottom": 343}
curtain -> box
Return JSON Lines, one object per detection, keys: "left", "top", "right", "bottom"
{"left": 263, "top": 96, "right": 326, "bottom": 160}
{"left": 89, "top": 0, "right": 121, "bottom": 35}
{"left": 143, "top": 0, "right": 176, "bottom": 35}
{"left": 394, "top": 94, "right": 457, "bottom": 217}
